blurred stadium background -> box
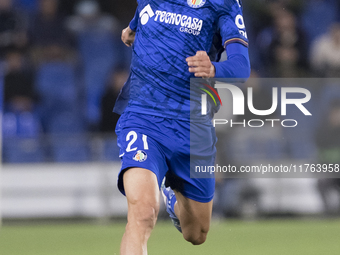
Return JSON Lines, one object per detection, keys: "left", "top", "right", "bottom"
{"left": 1, "top": 0, "right": 340, "bottom": 254}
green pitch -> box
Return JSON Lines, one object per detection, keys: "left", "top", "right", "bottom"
{"left": 0, "top": 219, "right": 339, "bottom": 255}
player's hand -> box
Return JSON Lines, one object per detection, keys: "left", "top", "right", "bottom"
{"left": 186, "top": 51, "right": 215, "bottom": 78}
{"left": 121, "top": 26, "right": 136, "bottom": 47}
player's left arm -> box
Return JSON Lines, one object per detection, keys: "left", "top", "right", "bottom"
{"left": 187, "top": 0, "right": 250, "bottom": 79}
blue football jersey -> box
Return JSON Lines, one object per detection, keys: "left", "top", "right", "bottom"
{"left": 114, "top": 0, "right": 248, "bottom": 120}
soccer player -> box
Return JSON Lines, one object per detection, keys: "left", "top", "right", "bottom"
{"left": 115, "top": 0, "right": 250, "bottom": 254}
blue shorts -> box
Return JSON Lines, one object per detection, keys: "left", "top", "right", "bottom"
{"left": 115, "top": 111, "right": 216, "bottom": 203}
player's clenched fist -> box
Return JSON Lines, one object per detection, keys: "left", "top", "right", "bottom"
{"left": 121, "top": 26, "right": 136, "bottom": 47}
{"left": 186, "top": 51, "right": 216, "bottom": 78}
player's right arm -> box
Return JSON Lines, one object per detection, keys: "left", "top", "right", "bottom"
{"left": 121, "top": 9, "right": 138, "bottom": 47}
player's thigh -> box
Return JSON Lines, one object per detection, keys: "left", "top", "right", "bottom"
{"left": 123, "top": 167, "right": 160, "bottom": 223}
{"left": 174, "top": 190, "right": 213, "bottom": 232}
{"left": 169, "top": 119, "right": 216, "bottom": 203}
{"left": 116, "top": 112, "right": 169, "bottom": 195}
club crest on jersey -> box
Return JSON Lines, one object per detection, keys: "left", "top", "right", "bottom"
{"left": 133, "top": 150, "right": 147, "bottom": 162}
{"left": 187, "top": 0, "right": 206, "bottom": 8}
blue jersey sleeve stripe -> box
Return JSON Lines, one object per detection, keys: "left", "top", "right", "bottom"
{"left": 224, "top": 38, "right": 248, "bottom": 48}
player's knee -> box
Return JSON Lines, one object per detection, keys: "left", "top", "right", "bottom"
{"left": 183, "top": 227, "right": 209, "bottom": 245}
{"left": 138, "top": 206, "right": 158, "bottom": 230}
{"left": 128, "top": 201, "right": 159, "bottom": 230}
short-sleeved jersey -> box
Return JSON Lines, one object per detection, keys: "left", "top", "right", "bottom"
{"left": 114, "top": 0, "right": 248, "bottom": 120}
